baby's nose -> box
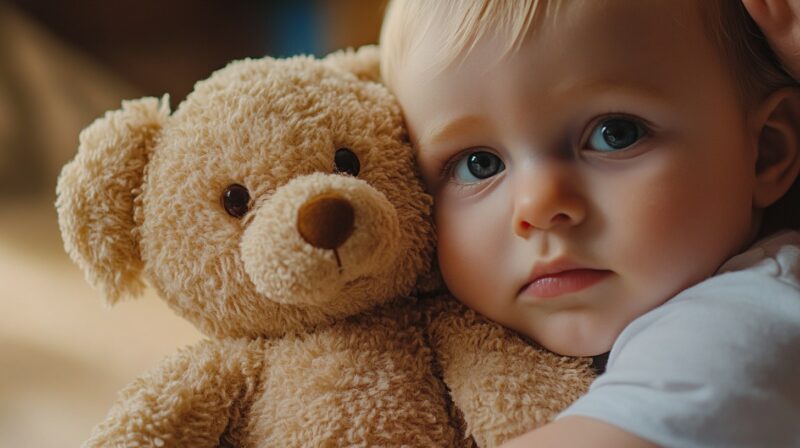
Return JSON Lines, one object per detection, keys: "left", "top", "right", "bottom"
{"left": 512, "top": 164, "right": 586, "bottom": 235}
{"left": 297, "top": 193, "right": 355, "bottom": 250}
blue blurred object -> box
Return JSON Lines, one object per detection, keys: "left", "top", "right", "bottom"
{"left": 262, "top": 0, "right": 327, "bottom": 57}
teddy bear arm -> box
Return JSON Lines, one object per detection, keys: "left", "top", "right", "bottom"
{"left": 423, "top": 295, "right": 596, "bottom": 448}
{"left": 83, "top": 339, "right": 265, "bottom": 448}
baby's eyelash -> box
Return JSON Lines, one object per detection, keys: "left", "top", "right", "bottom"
{"left": 439, "top": 155, "right": 461, "bottom": 181}
{"left": 581, "top": 112, "right": 655, "bottom": 141}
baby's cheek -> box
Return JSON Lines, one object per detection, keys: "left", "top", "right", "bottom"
{"left": 434, "top": 197, "right": 506, "bottom": 312}
{"left": 589, "top": 171, "right": 662, "bottom": 258}
{"left": 602, "top": 170, "right": 723, "bottom": 295}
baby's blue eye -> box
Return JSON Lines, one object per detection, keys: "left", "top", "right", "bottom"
{"left": 452, "top": 151, "right": 505, "bottom": 183}
{"left": 587, "top": 117, "right": 646, "bottom": 152}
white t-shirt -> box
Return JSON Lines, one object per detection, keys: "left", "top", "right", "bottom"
{"left": 558, "top": 230, "right": 800, "bottom": 447}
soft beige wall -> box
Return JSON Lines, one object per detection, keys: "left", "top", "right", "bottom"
{"left": 0, "top": 4, "right": 200, "bottom": 447}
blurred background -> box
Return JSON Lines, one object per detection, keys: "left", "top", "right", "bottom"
{"left": 0, "top": 1, "right": 384, "bottom": 446}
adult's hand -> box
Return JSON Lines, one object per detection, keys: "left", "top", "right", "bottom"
{"left": 743, "top": 0, "right": 800, "bottom": 80}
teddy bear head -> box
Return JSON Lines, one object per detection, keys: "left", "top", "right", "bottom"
{"left": 56, "top": 46, "right": 435, "bottom": 339}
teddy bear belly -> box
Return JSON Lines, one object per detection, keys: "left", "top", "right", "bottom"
{"left": 243, "top": 318, "right": 460, "bottom": 447}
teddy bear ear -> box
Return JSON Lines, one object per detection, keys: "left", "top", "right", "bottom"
{"left": 56, "top": 96, "right": 170, "bottom": 305}
{"left": 323, "top": 44, "right": 382, "bottom": 83}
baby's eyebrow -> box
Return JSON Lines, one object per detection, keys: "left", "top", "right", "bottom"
{"left": 421, "top": 114, "right": 488, "bottom": 147}
{"left": 550, "top": 78, "right": 670, "bottom": 104}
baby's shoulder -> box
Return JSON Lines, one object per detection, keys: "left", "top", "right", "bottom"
{"left": 716, "top": 229, "right": 800, "bottom": 287}
{"left": 614, "top": 230, "right": 800, "bottom": 369}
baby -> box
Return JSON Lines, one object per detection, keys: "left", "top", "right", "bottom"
{"left": 380, "top": 0, "right": 800, "bottom": 446}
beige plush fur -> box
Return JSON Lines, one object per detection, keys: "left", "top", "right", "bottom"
{"left": 56, "top": 45, "right": 594, "bottom": 447}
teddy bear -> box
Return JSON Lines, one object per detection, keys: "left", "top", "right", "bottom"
{"left": 56, "top": 45, "right": 595, "bottom": 447}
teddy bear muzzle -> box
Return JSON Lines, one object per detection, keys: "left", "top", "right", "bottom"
{"left": 241, "top": 172, "right": 403, "bottom": 307}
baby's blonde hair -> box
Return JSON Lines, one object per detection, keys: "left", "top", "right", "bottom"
{"left": 380, "top": 0, "right": 556, "bottom": 91}
{"left": 381, "top": 1, "right": 792, "bottom": 99}
{"left": 380, "top": 0, "right": 798, "bottom": 231}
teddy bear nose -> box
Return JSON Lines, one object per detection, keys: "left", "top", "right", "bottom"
{"left": 297, "top": 194, "right": 355, "bottom": 250}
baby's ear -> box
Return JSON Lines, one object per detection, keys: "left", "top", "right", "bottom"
{"left": 56, "top": 96, "right": 170, "bottom": 304}
{"left": 323, "top": 45, "right": 381, "bottom": 83}
{"left": 743, "top": 0, "right": 800, "bottom": 79}
{"left": 750, "top": 87, "right": 800, "bottom": 212}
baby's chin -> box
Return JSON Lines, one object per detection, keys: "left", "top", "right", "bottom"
{"left": 525, "top": 322, "right": 618, "bottom": 358}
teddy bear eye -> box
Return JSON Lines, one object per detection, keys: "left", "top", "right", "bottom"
{"left": 333, "top": 148, "right": 360, "bottom": 176}
{"left": 221, "top": 184, "right": 250, "bottom": 218}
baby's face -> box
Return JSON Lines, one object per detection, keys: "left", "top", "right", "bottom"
{"left": 395, "top": 0, "right": 761, "bottom": 356}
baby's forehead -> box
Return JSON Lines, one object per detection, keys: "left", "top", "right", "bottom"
{"left": 413, "top": 1, "right": 759, "bottom": 105}
{"left": 406, "top": 2, "right": 709, "bottom": 69}
{"left": 392, "top": 2, "right": 763, "bottom": 158}
{"left": 414, "top": 4, "right": 714, "bottom": 81}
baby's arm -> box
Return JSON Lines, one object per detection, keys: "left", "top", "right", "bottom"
{"left": 501, "top": 417, "right": 657, "bottom": 448}
{"left": 743, "top": 0, "right": 800, "bottom": 78}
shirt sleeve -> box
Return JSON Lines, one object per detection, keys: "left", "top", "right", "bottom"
{"left": 558, "top": 239, "right": 800, "bottom": 448}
